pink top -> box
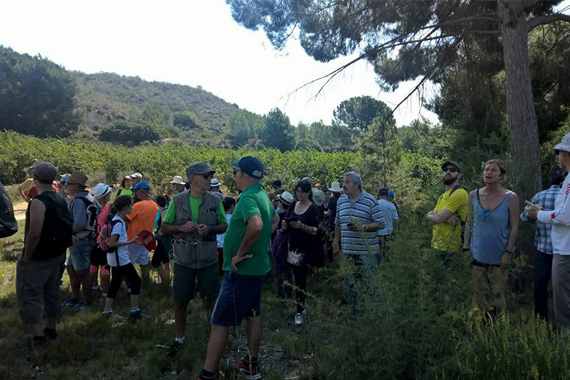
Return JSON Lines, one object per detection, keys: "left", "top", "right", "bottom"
{"left": 97, "top": 203, "right": 111, "bottom": 244}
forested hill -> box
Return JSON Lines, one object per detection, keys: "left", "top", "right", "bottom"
{"left": 73, "top": 71, "right": 239, "bottom": 138}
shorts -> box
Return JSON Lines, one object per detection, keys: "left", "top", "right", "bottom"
{"left": 16, "top": 254, "right": 64, "bottom": 325}
{"left": 151, "top": 239, "right": 170, "bottom": 268}
{"left": 211, "top": 271, "right": 264, "bottom": 327}
{"left": 128, "top": 244, "right": 149, "bottom": 265}
{"left": 68, "top": 243, "right": 95, "bottom": 275}
{"left": 90, "top": 244, "right": 108, "bottom": 267}
{"left": 173, "top": 263, "right": 220, "bottom": 302}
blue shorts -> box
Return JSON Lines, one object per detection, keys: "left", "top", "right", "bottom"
{"left": 68, "top": 243, "right": 95, "bottom": 275}
{"left": 128, "top": 244, "right": 149, "bottom": 265}
{"left": 211, "top": 271, "right": 264, "bottom": 327}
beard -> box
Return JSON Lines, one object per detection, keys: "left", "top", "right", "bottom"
{"left": 443, "top": 177, "right": 456, "bottom": 185}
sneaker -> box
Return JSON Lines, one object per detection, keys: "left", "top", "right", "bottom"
{"left": 43, "top": 327, "right": 57, "bottom": 341}
{"left": 295, "top": 313, "right": 304, "bottom": 326}
{"left": 128, "top": 309, "right": 150, "bottom": 322}
{"left": 234, "top": 360, "right": 262, "bottom": 380}
{"left": 91, "top": 285, "right": 101, "bottom": 292}
{"left": 102, "top": 310, "right": 113, "bottom": 317}
{"left": 165, "top": 341, "right": 183, "bottom": 358}
{"left": 64, "top": 298, "right": 81, "bottom": 307}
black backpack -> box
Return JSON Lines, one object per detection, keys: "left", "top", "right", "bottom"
{"left": 0, "top": 182, "right": 18, "bottom": 238}
{"left": 35, "top": 192, "right": 74, "bottom": 253}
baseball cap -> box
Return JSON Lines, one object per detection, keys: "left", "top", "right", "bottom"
{"left": 186, "top": 162, "right": 215, "bottom": 177}
{"left": 554, "top": 133, "right": 570, "bottom": 153}
{"left": 388, "top": 190, "right": 395, "bottom": 198}
{"left": 130, "top": 172, "right": 143, "bottom": 179}
{"left": 232, "top": 156, "right": 264, "bottom": 179}
{"left": 132, "top": 181, "right": 151, "bottom": 191}
{"left": 34, "top": 162, "right": 58, "bottom": 184}
{"left": 441, "top": 160, "right": 461, "bottom": 172}
{"left": 378, "top": 188, "right": 389, "bottom": 196}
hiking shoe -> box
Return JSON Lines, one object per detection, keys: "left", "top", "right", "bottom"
{"left": 91, "top": 285, "right": 101, "bottom": 292}
{"left": 43, "top": 328, "right": 57, "bottom": 341}
{"left": 128, "top": 309, "right": 150, "bottom": 322}
{"left": 234, "top": 360, "right": 262, "bottom": 380}
{"left": 164, "top": 341, "right": 183, "bottom": 358}
{"left": 295, "top": 313, "right": 304, "bottom": 326}
{"left": 64, "top": 298, "right": 81, "bottom": 307}
{"left": 102, "top": 310, "right": 113, "bottom": 317}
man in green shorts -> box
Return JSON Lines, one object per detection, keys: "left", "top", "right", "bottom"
{"left": 161, "top": 162, "right": 228, "bottom": 357}
{"left": 196, "top": 156, "right": 280, "bottom": 380}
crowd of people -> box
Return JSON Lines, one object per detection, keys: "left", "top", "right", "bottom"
{"left": 12, "top": 132, "right": 570, "bottom": 379}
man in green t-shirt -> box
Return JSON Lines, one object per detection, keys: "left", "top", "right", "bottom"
{"left": 197, "top": 156, "right": 279, "bottom": 380}
{"left": 427, "top": 161, "right": 469, "bottom": 256}
{"left": 161, "top": 162, "right": 227, "bottom": 358}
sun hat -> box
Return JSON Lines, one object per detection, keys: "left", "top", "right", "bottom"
{"left": 67, "top": 170, "right": 88, "bottom": 187}
{"left": 93, "top": 183, "right": 113, "bottom": 199}
{"left": 278, "top": 191, "right": 294, "bottom": 206}
{"left": 232, "top": 156, "right": 264, "bottom": 179}
{"left": 132, "top": 181, "right": 151, "bottom": 191}
{"left": 170, "top": 175, "right": 186, "bottom": 185}
{"left": 329, "top": 181, "right": 342, "bottom": 193}
{"left": 554, "top": 133, "right": 570, "bottom": 153}
{"left": 186, "top": 162, "right": 215, "bottom": 177}
{"left": 312, "top": 188, "right": 325, "bottom": 207}
{"left": 210, "top": 178, "right": 221, "bottom": 187}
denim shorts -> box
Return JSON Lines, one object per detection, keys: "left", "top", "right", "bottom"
{"left": 211, "top": 271, "right": 264, "bottom": 327}
{"left": 68, "top": 243, "right": 95, "bottom": 275}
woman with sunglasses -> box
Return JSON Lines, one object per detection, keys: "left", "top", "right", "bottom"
{"left": 463, "top": 159, "right": 519, "bottom": 318}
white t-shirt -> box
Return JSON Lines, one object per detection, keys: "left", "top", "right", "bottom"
{"left": 216, "top": 214, "right": 232, "bottom": 248}
{"left": 107, "top": 216, "right": 130, "bottom": 266}
{"left": 377, "top": 199, "right": 399, "bottom": 236}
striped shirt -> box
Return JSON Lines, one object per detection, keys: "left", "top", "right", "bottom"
{"left": 521, "top": 185, "right": 560, "bottom": 254}
{"left": 335, "top": 191, "right": 385, "bottom": 255}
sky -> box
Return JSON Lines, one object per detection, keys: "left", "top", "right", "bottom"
{"left": 0, "top": 0, "right": 440, "bottom": 126}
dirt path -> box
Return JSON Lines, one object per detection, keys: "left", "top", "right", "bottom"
{"left": 13, "top": 201, "right": 26, "bottom": 221}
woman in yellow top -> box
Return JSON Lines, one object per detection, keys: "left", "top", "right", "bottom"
{"left": 17, "top": 166, "right": 35, "bottom": 202}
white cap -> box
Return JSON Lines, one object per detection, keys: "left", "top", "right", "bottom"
{"left": 170, "top": 175, "right": 186, "bottom": 185}
{"left": 93, "top": 183, "right": 112, "bottom": 199}
{"left": 130, "top": 172, "right": 143, "bottom": 179}
{"left": 554, "top": 133, "right": 570, "bottom": 153}
{"left": 210, "top": 178, "right": 220, "bottom": 187}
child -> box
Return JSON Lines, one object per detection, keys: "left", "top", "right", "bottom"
{"left": 90, "top": 183, "right": 113, "bottom": 298}
{"left": 102, "top": 195, "right": 146, "bottom": 320}
{"left": 216, "top": 197, "right": 236, "bottom": 275}
{"left": 152, "top": 195, "right": 171, "bottom": 284}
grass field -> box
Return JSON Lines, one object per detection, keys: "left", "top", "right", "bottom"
{"left": 3, "top": 218, "right": 570, "bottom": 379}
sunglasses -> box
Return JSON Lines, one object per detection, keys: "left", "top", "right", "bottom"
{"left": 443, "top": 167, "right": 459, "bottom": 173}
{"left": 555, "top": 149, "right": 561, "bottom": 155}
{"left": 202, "top": 173, "right": 213, "bottom": 180}
{"left": 233, "top": 168, "right": 240, "bottom": 175}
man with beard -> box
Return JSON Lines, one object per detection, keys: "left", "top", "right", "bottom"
{"left": 427, "top": 161, "right": 469, "bottom": 255}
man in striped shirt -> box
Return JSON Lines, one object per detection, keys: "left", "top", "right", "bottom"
{"left": 520, "top": 166, "right": 567, "bottom": 320}
{"left": 334, "top": 172, "right": 384, "bottom": 305}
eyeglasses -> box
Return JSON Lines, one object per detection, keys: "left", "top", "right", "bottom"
{"left": 443, "top": 167, "right": 459, "bottom": 173}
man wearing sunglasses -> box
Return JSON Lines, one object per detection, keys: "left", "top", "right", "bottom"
{"left": 161, "top": 162, "right": 228, "bottom": 357}
{"left": 427, "top": 161, "right": 469, "bottom": 255}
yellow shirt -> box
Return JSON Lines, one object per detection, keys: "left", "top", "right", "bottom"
{"left": 431, "top": 187, "right": 469, "bottom": 252}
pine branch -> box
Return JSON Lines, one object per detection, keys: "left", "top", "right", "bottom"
{"left": 526, "top": 13, "right": 570, "bottom": 33}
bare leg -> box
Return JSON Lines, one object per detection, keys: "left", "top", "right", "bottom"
{"left": 130, "top": 294, "right": 139, "bottom": 309}
{"left": 101, "top": 272, "right": 110, "bottom": 294}
{"left": 245, "top": 316, "right": 262, "bottom": 358}
{"left": 80, "top": 273, "right": 92, "bottom": 302}
{"left": 203, "top": 298, "right": 215, "bottom": 320}
{"left": 203, "top": 324, "right": 230, "bottom": 372}
{"left": 174, "top": 301, "right": 190, "bottom": 339}
{"left": 68, "top": 269, "right": 81, "bottom": 299}
{"left": 140, "top": 264, "right": 150, "bottom": 284}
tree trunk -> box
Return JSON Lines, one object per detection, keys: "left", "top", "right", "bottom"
{"left": 499, "top": 1, "right": 542, "bottom": 205}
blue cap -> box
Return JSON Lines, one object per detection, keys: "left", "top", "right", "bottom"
{"left": 232, "top": 156, "right": 264, "bottom": 179}
{"left": 132, "top": 181, "right": 151, "bottom": 191}
{"left": 388, "top": 190, "right": 395, "bottom": 198}
{"left": 60, "top": 175, "right": 69, "bottom": 184}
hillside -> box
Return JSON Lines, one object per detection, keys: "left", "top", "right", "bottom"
{"left": 73, "top": 71, "right": 239, "bottom": 142}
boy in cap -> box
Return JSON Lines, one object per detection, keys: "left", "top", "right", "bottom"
{"left": 126, "top": 181, "right": 158, "bottom": 284}
{"left": 17, "top": 162, "right": 73, "bottom": 347}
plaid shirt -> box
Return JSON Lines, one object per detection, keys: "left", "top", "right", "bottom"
{"left": 520, "top": 185, "right": 560, "bottom": 254}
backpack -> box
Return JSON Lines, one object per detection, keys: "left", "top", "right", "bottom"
{"left": 72, "top": 196, "right": 100, "bottom": 240}
{"left": 0, "top": 182, "right": 17, "bottom": 238}
{"left": 35, "top": 191, "right": 73, "bottom": 253}
{"left": 100, "top": 218, "right": 124, "bottom": 265}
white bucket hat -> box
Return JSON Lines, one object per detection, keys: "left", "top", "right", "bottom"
{"left": 329, "top": 181, "right": 342, "bottom": 193}
{"left": 170, "top": 175, "right": 186, "bottom": 185}
{"left": 312, "top": 188, "right": 325, "bottom": 206}
{"left": 554, "top": 133, "right": 570, "bottom": 153}
{"left": 278, "top": 191, "right": 294, "bottom": 206}
{"left": 210, "top": 178, "right": 221, "bottom": 187}
{"left": 93, "top": 183, "right": 112, "bottom": 199}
